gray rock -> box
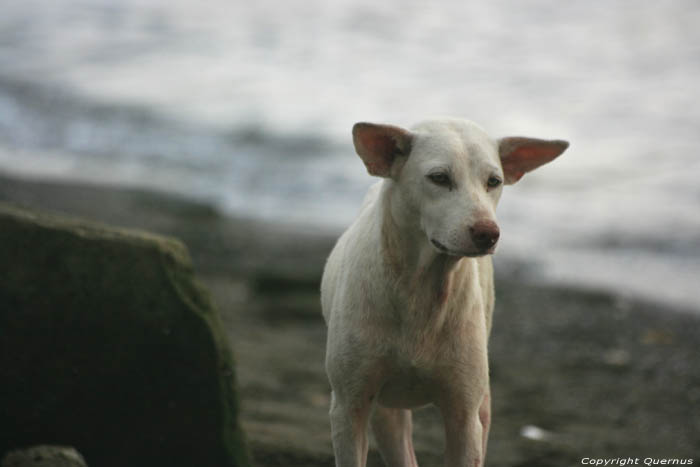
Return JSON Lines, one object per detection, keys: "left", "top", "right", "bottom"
{"left": 0, "top": 203, "right": 250, "bottom": 467}
{"left": 1, "top": 446, "right": 87, "bottom": 467}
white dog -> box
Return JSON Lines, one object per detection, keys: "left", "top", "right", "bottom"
{"left": 321, "top": 118, "right": 568, "bottom": 467}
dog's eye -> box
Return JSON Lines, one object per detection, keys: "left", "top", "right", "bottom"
{"left": 427, "top": 172, "right": 451, "bottom": 187}
{"left": 487, "top": 176, "right": 502, "bottom": 189}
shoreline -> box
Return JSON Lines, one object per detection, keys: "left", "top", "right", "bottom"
{"left": 2, "top": 169, "right": 696, "bottom": 316}
{"left": 2, "top": 170, "right": 698, "bottom": 466}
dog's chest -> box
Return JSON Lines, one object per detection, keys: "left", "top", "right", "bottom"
{"left": 375, "top": 283, "right": 488, "bottom": 409}
{"left": 377, "top": 333, "right": 448, "bottom": 409}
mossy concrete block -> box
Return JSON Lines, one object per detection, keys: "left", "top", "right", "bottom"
{"left": 0, "top": 203, "right": 250, "bottom": 467}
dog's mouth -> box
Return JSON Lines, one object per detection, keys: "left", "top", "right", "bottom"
{"left": 430, "top": 238, "right": 495, "bottom": 257}
{"left": 430, "top": 238, "right": 450, "bottom": 252}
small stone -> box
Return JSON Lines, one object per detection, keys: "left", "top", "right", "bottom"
{"left": 603, "top": 348, "right": 631, "bottom": 366}
{"left": 641, "top": 329, "right": 674, "bottom": 345}
{"left": 1, "top": 445, "right": 87, "bottom": 467}
{"left": 519, "top": 424, "right": 554, "bottom": 442}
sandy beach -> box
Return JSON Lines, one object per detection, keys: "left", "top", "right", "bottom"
{"left": 1, "top": 171, "right": 698, "bottom": 467}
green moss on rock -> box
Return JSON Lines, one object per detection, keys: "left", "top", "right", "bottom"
{"left": 0, "top": 203, "right": 250, "bottom": 467}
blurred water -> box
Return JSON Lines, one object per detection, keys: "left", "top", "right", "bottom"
{"left": 1, "top": 0, "right": 699, "bottom": 310}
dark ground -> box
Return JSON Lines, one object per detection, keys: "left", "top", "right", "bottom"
{"left": 1, "top": 171, "right": 698, "bottom": 467}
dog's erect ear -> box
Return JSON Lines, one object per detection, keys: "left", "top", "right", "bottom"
{"left": 352, "top": 122, "right": 413, "bottom": 178}
{"left": 499, "top": 137, "right": 569, "bottom": 184}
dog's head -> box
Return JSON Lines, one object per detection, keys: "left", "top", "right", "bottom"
{"left": 352, "top": 118, "right": 568, "bottom": 257}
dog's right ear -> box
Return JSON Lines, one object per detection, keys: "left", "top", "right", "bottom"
{"left": 352, "top": 122, "right": 413, "bottom": 178}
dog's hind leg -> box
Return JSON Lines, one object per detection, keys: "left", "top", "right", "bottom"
{"left": 371, "top": 406, "right": 419, "bottom": 467}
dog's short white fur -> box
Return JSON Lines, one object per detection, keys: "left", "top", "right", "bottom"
{"left": 321, "top": 118, "right": 568, "bottom": 467}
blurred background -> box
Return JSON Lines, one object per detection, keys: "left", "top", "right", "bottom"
{"left": 3, "top": 2, "right": 700, "bottom": 465}
{"left": 1, "top": 0, "right": 699, "bottom": 310}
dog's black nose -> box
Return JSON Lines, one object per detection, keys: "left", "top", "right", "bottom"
{"left": 470, "top": 220, "right": 500, "bottom": 251}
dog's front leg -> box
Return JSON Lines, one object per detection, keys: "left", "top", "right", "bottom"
{"left": 327, "top": 352, "right": 385, "bottom": 467}
{"left": 439, "top": 389, "right": 486, "bottom": 467}
{"left": 478, "top": 387, "right": 491, "bottom": 459}
{"left": 329, "top": 389, "right": 373, "bottom": 467}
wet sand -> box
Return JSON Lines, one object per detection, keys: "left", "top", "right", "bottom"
{"left": 1, "top": 171, "right": 698, "bottom": 466}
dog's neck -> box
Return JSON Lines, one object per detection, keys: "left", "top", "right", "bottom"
{"left": 379, "top": 181, "right": 466, "bottom": 307}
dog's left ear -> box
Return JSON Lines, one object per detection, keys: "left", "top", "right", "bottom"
{"left": 352, "top": 122, "right": 413, "bottom": 178}
{"left": 499, "top": 137, "right": 569, "bottom": 184}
